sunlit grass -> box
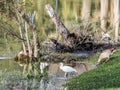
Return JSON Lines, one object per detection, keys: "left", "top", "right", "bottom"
{"left": 100, "top": 88, "right": 120, "bottom": 90}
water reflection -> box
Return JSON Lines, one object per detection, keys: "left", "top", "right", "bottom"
{"left": 0, "top": 59, "right": 96, "bottom": 90}
{"left": 0, "top": 67, "right": 75, "bottom": 90}
{"left": 2, "top": 75, "right": 66, "bottom": 90}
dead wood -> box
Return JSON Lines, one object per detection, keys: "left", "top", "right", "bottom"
{"left": 45, "top": 4, "right": 70, "bottom": 40}
{"left": 45, "top": 4, "right": 95, "bottom": 52}
{"left": 45, "top": 4, "right": 116, "bottom": 53}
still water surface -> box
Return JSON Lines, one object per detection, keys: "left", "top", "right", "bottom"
{"left": 0, "top": 59, "right": 75, "bottom": 90}
{"left": 0, "top": 57, "right": 95, "bottom": 90}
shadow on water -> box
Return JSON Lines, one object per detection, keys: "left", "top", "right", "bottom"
{"left": 0, "top": 55, "right": 96, "bottom": 90}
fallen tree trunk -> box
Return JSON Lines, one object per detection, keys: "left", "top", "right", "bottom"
{"left": 45, "top": 4, "right": 117, "bottom": 53}
{"left": 45, "top": 4, "right": 94, "bottom": 52}
{"left": 45, "top": 4, "right": 70, "bottom": 40}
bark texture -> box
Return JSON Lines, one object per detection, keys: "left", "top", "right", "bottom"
{"left": 114, "top": 0, "right": 119, "bottom": 42}
{"left": 100, "top": 0, "right": 109, "bottom": 32}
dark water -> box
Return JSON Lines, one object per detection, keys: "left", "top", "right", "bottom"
{"left": 0, "top": 57, "right": 96, "bottom": 90}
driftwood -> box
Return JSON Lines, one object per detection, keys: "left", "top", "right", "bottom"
{"left": 45, "top": 4, "right": 118, "bottom": 53}
{"left": 45, "top": 4, "right": 95, "bottom": 52}
{"left": 45, "top": 4, "right": 70, "bottom": 40}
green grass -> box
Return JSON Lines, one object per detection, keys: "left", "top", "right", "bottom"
{"left": 0, "top": 59, "right": 22, "bottom": 71}
{"left": 64, "top": 49, "right": 120, "bottom": 90}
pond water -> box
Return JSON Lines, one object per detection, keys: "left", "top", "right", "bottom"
{"left": 0, "top": 58, "right": 95, "bottom": 90}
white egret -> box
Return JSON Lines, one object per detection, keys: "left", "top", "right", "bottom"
{"left": 59, "top": 63, "right": 77, "bottom": 77}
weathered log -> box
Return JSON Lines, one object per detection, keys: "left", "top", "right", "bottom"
{"left": 50, "top": 38, "right": 72, "bottom": 52}
{"left": 45, "top": 4, "right": 98, "bottom": 52}
{"left": 45, "top": 4, "right": 95, "bottom": 52}
{"left": 45, "top": 4, "right": 70, "bottom": 39}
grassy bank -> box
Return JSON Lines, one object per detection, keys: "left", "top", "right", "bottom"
{"left": 64, "top": 49, "right": 120, "bottom": 90}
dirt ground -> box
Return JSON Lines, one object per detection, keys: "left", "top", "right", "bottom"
{"left": 48, "top": 62, "right": 96, "bottom": 77}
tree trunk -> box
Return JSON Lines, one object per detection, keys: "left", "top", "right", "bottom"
{"left": 114, "top": 0, "right": 119, "bottom": 42}
{"left": 81, "top": 0, "right": 91, "bottom": 21}
{"left": 73, "top": 0, "right": 80, "bottom": 21}
{"left": 94, "top": 0, "right": 100, "bottom": 19}
{"left": 18, "top": 8, "right": 40, "bottom": 57}
{"left": 33, "top": 29, "right": 39, "bottom": 57}
{"left": 110, "top": 0, "right": 114, "bottom": 27}
{"left": 25, "top": 22, "right": 32, "bottom": 57}
{"left": 16, "top": 13, "right": 27, "bottom": 54}
{"left": 100, "top": 0, "right": 109, "bottom": 32}
{"left": 45, "top": 4, "right": 70, "bottom": 40}
{"left": 19, "top": 25, "right": 27, "bottom": 54}
{"left": 31, "top": 12, "right": 40, "bottom": 57}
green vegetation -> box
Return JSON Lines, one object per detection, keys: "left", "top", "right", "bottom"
{"left": 0, "top": 0, "right": 99, "bottom": 42}
{"left": 0, "top": 59, "right": 49, "bottom": 89}
{"left": 0, "top": 0, "right": 120, "bottom": 89}
{"left": 64, "top": 49, "right": 120, "bottom": 90}
{"left": 0, "top": 59, "right": 23, "bottom": 86}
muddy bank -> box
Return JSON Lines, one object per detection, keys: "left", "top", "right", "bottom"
{"left": 48, "top": 62, "right": 96, "bottom": 76}
{"left": 39, "top": 62, "right": 96, "bottom": 90}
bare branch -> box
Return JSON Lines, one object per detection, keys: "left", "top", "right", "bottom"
{"left": 0, "top": 22, "right": 26, "bottom": 41}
